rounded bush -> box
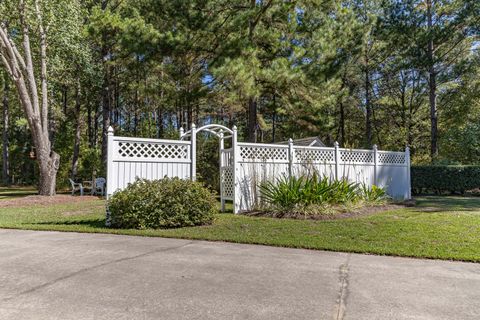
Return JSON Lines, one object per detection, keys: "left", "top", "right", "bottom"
{"left": 108, "top": 178, "right": 216, "bottom": 229}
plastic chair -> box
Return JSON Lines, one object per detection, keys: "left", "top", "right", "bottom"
{"left": 69, "top": 178, "right": 84, "bottom": 196}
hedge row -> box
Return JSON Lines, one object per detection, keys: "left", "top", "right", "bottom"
{"left": 411, "top": 166, "right": 480, "bottom": 195}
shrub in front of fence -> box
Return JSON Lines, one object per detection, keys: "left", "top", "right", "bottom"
{"left": 411, "top": 166, "right": 480, "bottom": 195}
{"left": 259, "top": 174, "right": 388, "bottom": 215}
{"left": 108, "top": 178, "right": 216, "bottom": 229}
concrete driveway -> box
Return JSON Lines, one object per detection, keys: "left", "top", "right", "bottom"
{"left": 0, "top": 229, "right": 478, "bottom": 320}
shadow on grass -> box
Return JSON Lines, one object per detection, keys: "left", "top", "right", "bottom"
{"left": 0, "top": 193, "right": 36, "bottom": 199}
{"left": 414, "top": 196, "right": 480, "bottom": 213}
{"left": 30, "top": 218, "right": 106, "bottom": 229}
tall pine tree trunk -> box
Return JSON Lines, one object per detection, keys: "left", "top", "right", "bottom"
{"left": 365, "top": 56, "right": 372, "bottom": 147}
{"left": 247, "top": 97, "right": 257, "bottom": 142}
{"left": 338, "top": 102, "right": 345, "bottom": 146}
{"left": 247, "top": 0, "right": 258, "bottom": 143}
{"left": 71, "top": 81, "right": 81, "bottom": 179}
{"left": 101, "top": 69, "right": 110, "bottom": 167}
{"left": 427, "top": 0, "right": 438, "bottom": 160}
{"left": 2, "top": 77, "right": 9, "bottom": 185}
{"left": 100, "top": 0, "right": 111, "bottom": 167}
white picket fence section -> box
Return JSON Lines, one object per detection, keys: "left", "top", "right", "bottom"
{"left": 106, "top": 124, "right": 411, "bottom": 214}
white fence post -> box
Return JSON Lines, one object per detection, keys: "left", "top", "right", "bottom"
{"left": 373, "top": 144, "right": 378, "bottom": 186}
{"left": 219, "top": 130, "right": 225, "bottom": 212}
{"left": 190, "top": 123, "right": 197, "bottom": 181}
{"left": 179, "top": 127, "right": 184, "bottom": 139}
{"left": 105, "top": 126, "right": 114, "bottom": 227}
{"left": 406, "top": 146, "right": 412, "bottom": 199}
{"left": 106, "top": 126, "right": 114, "bottom": 200}
{"left": 288, "top": 138, "right": 294, "bottom": 178}
{"left": 334, "top": 141, "right": 340, "bottom": 180}
{"left": 232, "top": 125, "right": 239, "bottom": 214}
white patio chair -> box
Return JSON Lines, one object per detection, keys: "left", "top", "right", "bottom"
{"left": 92, "top": 177, "right": 106, "bottom": 196}
{"left": 69, "top": 178, "right": 84, "bottom": 196}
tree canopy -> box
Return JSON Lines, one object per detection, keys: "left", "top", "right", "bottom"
{"left": 0, "top": 0, "right": 479, "bottom": 191}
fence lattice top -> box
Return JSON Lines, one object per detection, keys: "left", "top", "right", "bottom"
{"left": 239, "top": 145, "right": 289, "bottom": 161}
{"left": 117, "top": 141, "right": 189, "bottom": 160}
{"left": 378, "top": 152, "right": 405, "bottom": 164}
{"left": 340, "top": 150, "right": 374, "bottom": 163}
{"left": 294, "top": 147, "right": 335, "bottom": 163}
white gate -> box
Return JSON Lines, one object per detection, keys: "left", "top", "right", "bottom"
{"left": 106, "top": 124, "right": 411, "bottom": 215}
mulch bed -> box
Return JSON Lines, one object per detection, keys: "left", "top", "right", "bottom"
{"left": 244, "top": 201, "right": 416, "bottom": 221}
{"left": 0, "top": 195, "right": 102, "bottom": 208}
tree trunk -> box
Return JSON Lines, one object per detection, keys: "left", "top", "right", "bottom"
{"left": 2, "top": 77, "right": 9, "bottom": 185}
{"left": 272, "top": 101, "right": 276, "bottom": 143}
{"left": 100, "top": 0, "right": 111, "bottom": 167}
{"left": 427, "top": 0, "right": 438, "bottom": 160}
{"left": 71, "top": 81, "right": 81, "bottom": 179}
{"left": 157, "top": 107, "right": 164, "bottom": 138}
{"left": 247, "top": 0, "right": 258, "bottom": 143}
{"left": 248, "top": 97, "right": 257, "bottom": 142}
{"left": 339, "top": 101, "right": 345, "bottom": 146}
{"left": 365, "top": 60, "right": 372, "bottom": 147}
{"left": 38, "top": 151, "right": 60, "bottom": 195}
{"left": 101, "top": 66, "right": 110, "bottom": 167}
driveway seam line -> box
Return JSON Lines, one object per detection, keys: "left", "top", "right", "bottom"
{"left": 335, "top": 253, "right": 351, "bottom": 320}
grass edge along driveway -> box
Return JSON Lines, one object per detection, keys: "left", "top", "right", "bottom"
{"left": 0, "top": 196, "right": 479, "bottom": 262}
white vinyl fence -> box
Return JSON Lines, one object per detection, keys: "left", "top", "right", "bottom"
{"left": 106, "top": 125, "right": 411, "bottom": 214}
{"left": 106, "top": 127, "right": 192, "bottom": 196}
{"left": 234, "top": 140, "right": 411, "bottom": 212}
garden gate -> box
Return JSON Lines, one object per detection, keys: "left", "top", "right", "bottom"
{"left": 106, "top": 124, "right": 411, "bottom": 214}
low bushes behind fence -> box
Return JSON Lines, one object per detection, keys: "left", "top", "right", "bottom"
{"left": 411, "top": 166, "right": 480, "bottom": 195}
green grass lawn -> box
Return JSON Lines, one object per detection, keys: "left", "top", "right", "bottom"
{"left": 0, "top": 186, "right": 37, "bottom": 199}
{"left": 0, "top": 190, "right": 479, "bottom": 262}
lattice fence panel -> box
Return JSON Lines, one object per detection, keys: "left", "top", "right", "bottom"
{"left": 118, "top": 141, "right": 189, "bottom": 159}
{"left": 239, "top": 146, "right": 288, "bottom": 161}
{"left": 221, "top": 149, "right": 233, "bottom": 167}
{"left": 294, "top": 148, "right": 334, "bottom": 162}
{"left": 378, "top": 152, "right": 406, "bottom": 164}
{"left": 221, "top": 167, "right": 234, "bottom": 199}
{"left": 340, "top": 150, "right": 373, "bottom": 163}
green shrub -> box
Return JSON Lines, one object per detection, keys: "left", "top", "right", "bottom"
{"left": 361, "top": 184, "right": 387, "bottom": 203}
{"left": 260, "top": 174, "right": 386, "bottom": 212}
{"left": 411, "top": 165, "right": 480, "bottom": 195}
{"left": 108, "top": 178, "right": 217, "bottom": 229}
{"left": 259, "top": 175, "right": 305, "bottom": 210}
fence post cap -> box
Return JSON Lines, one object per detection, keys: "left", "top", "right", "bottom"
{"left": 191, "top": 123, "right": 196, "bottom": 129}
{"left": 288, "top": 138, "right": 293, "bottom": 144}
{"left": 373, "top": 144, "right": 378, "bottom": 150}
{"left": 232, "top": 125, "right": 237, "bottom": 131}
{"left": 334, "top": 141, "right": 339, "bottom": 147}
{"left": 107, "top": 126, "right": 114, "bottom": 135}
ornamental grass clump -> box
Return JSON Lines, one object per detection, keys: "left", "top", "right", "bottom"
{"left": 108, "top": 178, "right": 216, "bottom": 229}
{"left": 259, "top": 174, "right": 388, "bottom": 215}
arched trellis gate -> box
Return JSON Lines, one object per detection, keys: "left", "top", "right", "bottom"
{"left": 106, "top": 124, "right": 411, "bottom": 215}
{"left": 179, "top": 123, "right": 238, "bottom": 212}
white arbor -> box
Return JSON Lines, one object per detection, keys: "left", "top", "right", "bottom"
{"left": 180, "top": 124, "right": 237, "bottom": 212}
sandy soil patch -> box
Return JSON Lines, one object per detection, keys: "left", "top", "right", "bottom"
{"left": 0, "top": 195, "right": 102, "bottom": 208}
